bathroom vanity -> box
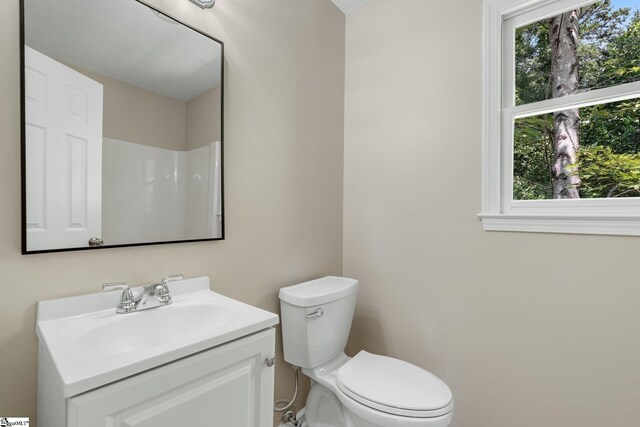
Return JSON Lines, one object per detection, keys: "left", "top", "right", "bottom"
{"left": 36, "top": 277, "right": 279, "bottom": 426}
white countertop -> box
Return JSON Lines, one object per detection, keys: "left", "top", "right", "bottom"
{"left": 36, "top": 277, "right": 279, "bottom": 397}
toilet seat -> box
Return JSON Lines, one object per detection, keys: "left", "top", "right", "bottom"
{"left": 336, "top": 351, "right": 453, "bottom": 418}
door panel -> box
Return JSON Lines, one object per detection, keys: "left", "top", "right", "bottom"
{"left": 25, "top": 124, "right": 47, "bottom": 231}
{"left": 65, "top": 134, "right": 88, "bottom": 229}
{"left": 25, "top": 46, "right": 103, "bottom": 251}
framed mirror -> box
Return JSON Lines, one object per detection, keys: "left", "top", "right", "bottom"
{"left": 20, "top": 0, "right": 224, "bottom": 254}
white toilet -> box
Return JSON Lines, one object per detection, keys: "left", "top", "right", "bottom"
{"left": 279, "top": 276, "right": 454, "bottom": 427}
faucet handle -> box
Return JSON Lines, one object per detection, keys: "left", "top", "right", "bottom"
{"left": 154, "top": 283, "right": 172, "bottom": 304}
{"left": 161, "top": 273, "right": 184, "bottom": 285}
{"left": 102, "top": 282, "right": 135, "bottom": 311}
{"left": 102, "top": 282, "right": 129, "bottom": 291}
{"left": 157, "top": 274, "right": 182, "bottom": 304}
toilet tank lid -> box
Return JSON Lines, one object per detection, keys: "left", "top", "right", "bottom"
{"left": 279, "top": 276, "right": 359, "bottom": 307}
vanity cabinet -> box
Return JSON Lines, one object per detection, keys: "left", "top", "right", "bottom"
{"left": 41, "top": 329, "right": 275, "bottom": 427}
{"left": 37, "top": 277, "right": 280, "bottom": 427}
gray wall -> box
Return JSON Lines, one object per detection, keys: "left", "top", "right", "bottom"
{"left": 0, "top": 0, "right": 344, "bottom": 424}
{"left": 343, "top": 1, "right": 640, "bottom": 426}
{"left": 187, "top": 85, "right": 222, "bottom": 150}
{"left": 77, "top": 66, "right": 188, "bottom": 151}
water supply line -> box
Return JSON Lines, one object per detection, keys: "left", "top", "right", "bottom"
{"left": 274, "top": 365, "right": 299, "bottom": 413}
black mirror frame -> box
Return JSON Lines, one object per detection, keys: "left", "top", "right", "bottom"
{"left": 20, "top": 0, "right": 225, "bottom": 254}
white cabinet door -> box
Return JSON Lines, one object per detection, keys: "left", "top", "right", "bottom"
{"left": 25, "top": 46, "right": 103, "bottom": 251}
{"left": 67, "top": 329, "right": 275, "bottom": 427}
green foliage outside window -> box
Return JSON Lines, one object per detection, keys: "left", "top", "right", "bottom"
{"left": 513, "top": 1, "right": 640, "bottom": 200}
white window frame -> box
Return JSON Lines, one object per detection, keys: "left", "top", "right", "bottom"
{"left": 480, "top": 0, "right": 640, "bottom": 236}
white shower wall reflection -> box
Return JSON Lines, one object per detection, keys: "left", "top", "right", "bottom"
{"left": 102, "top": 139, "right": 222, "bottom": 246}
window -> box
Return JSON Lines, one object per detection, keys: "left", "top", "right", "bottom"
{"left": 481, "top": 0, "right": 640, "bottom": 235}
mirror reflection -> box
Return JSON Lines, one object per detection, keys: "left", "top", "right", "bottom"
{"left": 22, "top": 0, "right": 224, "bottom": 253}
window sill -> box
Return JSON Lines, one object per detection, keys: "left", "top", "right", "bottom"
{"left": 478, "top": 214, "right": 640, "bottom": 236}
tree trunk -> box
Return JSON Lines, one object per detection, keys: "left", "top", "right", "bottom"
{"left": 549, "top": 10, "right": 581, "bottom": 198}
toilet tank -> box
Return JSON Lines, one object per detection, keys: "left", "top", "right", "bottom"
{"left": 279, "top": 276, "right": 359, "bottom": 369}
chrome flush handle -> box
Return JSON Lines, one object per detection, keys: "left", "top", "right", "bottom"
{"left": 305, "top": 308, "right": 324, "bottom": 319}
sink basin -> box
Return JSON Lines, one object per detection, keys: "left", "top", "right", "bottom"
{"left": 72, "top": 303, "right": 237, "bottom": 355}
{"left": 36, "top": 277, "right": 279, "bottom": 397}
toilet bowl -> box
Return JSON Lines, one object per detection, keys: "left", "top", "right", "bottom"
{"left": 279, "top": 277, "right": 453, "bottom": 427}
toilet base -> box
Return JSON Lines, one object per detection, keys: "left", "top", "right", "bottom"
{"left": 305, "top": 382, "right": 453, "bottom": 427}
{"left": 306, "top": 382, "right": 349, "bottom": 427}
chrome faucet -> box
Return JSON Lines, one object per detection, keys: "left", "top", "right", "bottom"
{"left": 102, "top": 274, "right": 184, "bottom": 314}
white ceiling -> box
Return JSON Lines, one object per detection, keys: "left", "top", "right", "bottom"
{"left": 330, "top": 0, "right": 371, "bottom": 14}
{"left": 24, "top": 0, "right": 222, "bottom": 102}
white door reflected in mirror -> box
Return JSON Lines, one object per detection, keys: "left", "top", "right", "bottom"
{"left": 25, "top": 46, "right": 103, "bottom": 251}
